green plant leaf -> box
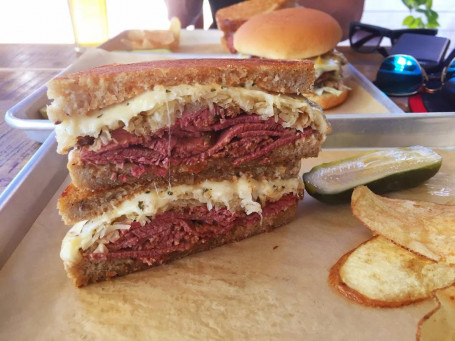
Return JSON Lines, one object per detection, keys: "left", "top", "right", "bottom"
{"left": 402, "top": 0, "right": 439, "bottom": 29}
{"left": 416, "top": 0, "right": 428, "bottom": 7}
{"left": 403, "top": 15, "right": 416, "bottom": 27}
{"left": 426, "top": 21, "right": 439, "bottom": 28}
{"left": 427, "top": 9, "right": 438, "bottom": 20}
{"left": 414, "top": 17, "right": 425, "bottom": 28}
{"left": 401, "top": 0, "right": 413, "bottom": 10}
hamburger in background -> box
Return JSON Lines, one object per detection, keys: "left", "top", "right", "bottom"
{"left": 233, "top": 8, "right": 349, "bottom": 110}
{"left": 215, "top": 0, "right": 287, "bottom": 54}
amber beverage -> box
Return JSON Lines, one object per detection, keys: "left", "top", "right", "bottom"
{"left": 68, "top": 0, "right": 109, "bottom": 51}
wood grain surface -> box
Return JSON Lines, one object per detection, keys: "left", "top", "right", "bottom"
{"left": 0, "top": 44, "right": 77, "bottom": 193}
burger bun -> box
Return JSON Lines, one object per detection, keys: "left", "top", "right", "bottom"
{"left": 304, "top": 87, "right": 349, "bottom": 110}
{"left": 234, "top": 8, "right": 342, "bottom": 59}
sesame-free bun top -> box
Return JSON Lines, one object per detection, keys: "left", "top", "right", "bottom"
{"left": 234, "top": 8, "right": 342, "bottom": 59}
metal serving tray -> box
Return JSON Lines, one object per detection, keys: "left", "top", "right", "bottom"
{"left": 1, "top": 33, "right": 455, "bottom": 339}
{"left": 5, "top": 147, "right": 455, "bottom": 340}
{"left": 0, "top": 132, "right": 66, "bottom": 267}
{"left": 4, "top": 55, "right": 406, "bottom": 142}
{"left": 5, "top": 57, "right": 455, "bottom": 147}
{"left": 2, "top": 112, "right": 455, "bottom": 266}
{"left": 4, "top": 30, "right": 453, "bottom": 144}
{"left": 3, "top": 48, "right": 455, "bottom": 266}
{"left": 4, "top": 50, "right": 260, "bottom": 143}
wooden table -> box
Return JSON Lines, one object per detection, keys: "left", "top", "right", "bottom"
{"left": 0, "top": 44, "right": 79, "bottom": 193}
{"left": 0, "top": 44, "right": 405, "bottom": 195}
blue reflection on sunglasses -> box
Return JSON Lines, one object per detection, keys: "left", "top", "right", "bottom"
{"left": 395, "top": 56, "right": 414, "bottom": 71}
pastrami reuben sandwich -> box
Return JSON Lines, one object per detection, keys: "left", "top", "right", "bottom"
{"left": 47, "top": 58, "right": 330, "bottom": 287}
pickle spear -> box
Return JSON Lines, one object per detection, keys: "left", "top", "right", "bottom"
{"left": 303, "top": 146, "right": 442, "bottom": 204}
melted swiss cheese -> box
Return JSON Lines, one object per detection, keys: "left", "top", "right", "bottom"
{"left": 54, "top": 84, "right": 328, "bottom": 153}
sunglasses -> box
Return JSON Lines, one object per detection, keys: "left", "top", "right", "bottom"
{"left": 375, "top": 54, "right": 455, "bottom": 96}
{"left": 349, "top": 22, "right": 437, "bottom": 56}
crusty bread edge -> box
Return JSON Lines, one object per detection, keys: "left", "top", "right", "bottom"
{"left": 47, "top": 59, "right": 315, "bottom": 122}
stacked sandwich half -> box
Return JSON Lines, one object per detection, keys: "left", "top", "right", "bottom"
{"left": 47, "top": 59, "right": 330, "bottom": 287}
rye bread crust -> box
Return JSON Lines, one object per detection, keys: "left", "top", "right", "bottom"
{"left": 67, "top": 135, "right": 322, "bottom": 191}
{"left": 64, "top": 202, "right": 297, "bottom": 287}
{"left": 47, "top": 58, "right": 314, "bottom": 122}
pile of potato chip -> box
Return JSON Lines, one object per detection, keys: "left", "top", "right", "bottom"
{"left": 329, "top": 186, "right": 455, "bottom": 339}
{"left": 121, "top": 17, "right": 181, "bottom": 51}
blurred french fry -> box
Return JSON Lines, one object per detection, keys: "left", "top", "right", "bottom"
{"left": 169, "top": 16, "right": 181, "bottom": 41}
{"left": 417, "top": 286, "right": 455, "bottom": 341}
{"left": 39, "top": 106, "right": 48, "bottom": 119}
{"left": 329, "top": 236, "right": 455, "bottom": 308}
{"left": 351, "top": 186, "right": 455, "bottom": 264}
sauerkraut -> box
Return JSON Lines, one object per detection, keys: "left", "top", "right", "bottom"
{"left": 60, "top": 177, "right": 304, "bottom": 264}
{"left": 55, "top": 84, "right": 328, "bottom": 153}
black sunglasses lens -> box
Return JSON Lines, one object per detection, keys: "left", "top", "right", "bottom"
{"left": 350, "top": 27, "right": 382, "bottom": 53}
{"left": 376, "top": 55, "right": 424, "bottom": 95}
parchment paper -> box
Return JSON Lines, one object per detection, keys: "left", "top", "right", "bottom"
{"left": 1, "top": 149, "right": 454, "bottom": 340}
{"left": 325, "top": 69, "right": 389, "bottom": 114}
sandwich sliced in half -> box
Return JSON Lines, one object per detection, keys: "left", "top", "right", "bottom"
{"left": 234, "top": 8, "right": 349, "bottom": 109}
{"left": 60, "top": 177, "right": 304, "bottom": 287}
{"left": 48, "top": 58, "right": 330, "bottom": 286}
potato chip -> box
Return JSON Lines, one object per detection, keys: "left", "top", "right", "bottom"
{"left": 120, "top": 39, "right": 142, "bottom": 50}
{"left": 169, "top": 17, "right": 181, "bottom": 41}
{"left": 127, "top": 29, "right": 146, "bottom": 42}
{"left": 144, "top": 30, "right": 174, "bottom": 45}
{"left": 351, "top": 186, "right": 455, "bottom": 264}
{"left": 329, "top": 236, "right": 455, "bottom": 307}
{"left": 417, "top": 286, "right": 455, "bottom": 341}
{"left": 121, "top": 18, "right": 181, "bottom": 51}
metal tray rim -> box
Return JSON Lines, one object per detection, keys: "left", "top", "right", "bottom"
{"left": 5, "top": 49, "right": 409, "bottom": 141}
{"left": 0, "top": 132, "right": 67, "bottom": 268}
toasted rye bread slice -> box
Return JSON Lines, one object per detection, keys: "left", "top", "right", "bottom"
{"left": 47, "top": 58, "right": 314, "bottom": 122}
{"left": 64, "top": 201, "right": 297, "bottom": 287}
{"left": 216, "top": 0, "right": 287, "bottom": 37}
